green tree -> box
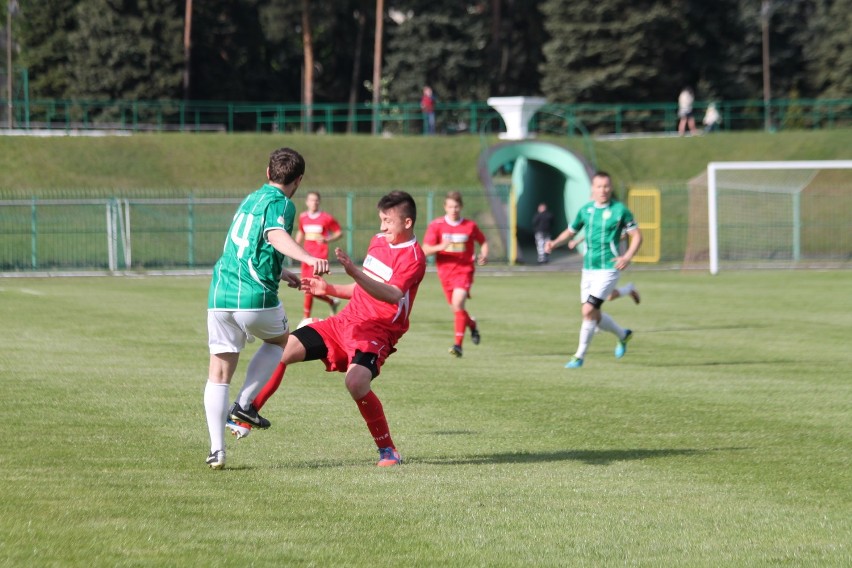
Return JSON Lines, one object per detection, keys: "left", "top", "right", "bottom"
{"left": 803, "top": 0, "right": 852, "bottom": 98}
{"left": 16, "top": 0, "right": 79, "bottom": 98}
{"left": 67, "top": 0, "right": 182, "bottom": 100}
{"left": 539, "top": 0, "right": 690, "bottom": 103}
{"left": 384, "top": 1, "right": 491, "bottom": 103}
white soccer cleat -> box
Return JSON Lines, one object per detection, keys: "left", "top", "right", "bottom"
{"left": 226, "top": 419, "right": 252, "bottom": 439}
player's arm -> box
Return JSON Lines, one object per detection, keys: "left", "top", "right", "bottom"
{"left": 279, "top": 267, "right": 301, "bottom": 288}
{"left": 477, "top": 240, "right": 489, "bottom": 266}
{"left": 301, "top": 277, "right": 355, "bottom": 299}
{"left": 335, "top": 247, "right": 404, "bottom": 304}
{"left": 421, "top": 238, "right": 452, "bottom": 256}
{"left": 267, "top": 228, "right": 329, "bottom": 275}
{"left": 615, "top": 227, "right": 643, "bottom": 270}
{"left": 546, "top": 227, "right": 577, "bottom": 252}
{"left": 326, "top": 224, "right": 343, "bottom": 243}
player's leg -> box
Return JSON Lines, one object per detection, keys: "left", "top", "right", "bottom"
{"left": 595, "top": 273, "right": 634, "bottom": 358}
{"left": 345, "top": 353, "right": 401, "bottom": 467}
{"left": 228, "top": 326, "right": 315, "bottom": 439}
{"left": 205, "top": 310, "right": 246, "bottom": 468}
{"left": 608, "top": 281, "right": 640, "bottom": 304}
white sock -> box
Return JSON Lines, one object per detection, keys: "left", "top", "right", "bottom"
{"left": 204, "top": 381, "right": 229, "bottom": 454}
{"left": 616, "top": 282, "right": 635, "bottom": 296}
{"left": 597, "top": 312, "right": 626, "bottom": 339}
{"left": 575, "top": 319, "right": 598, "bottom": 358}
{"left": 237, "top": 342, "right": 285, "bottom": 408}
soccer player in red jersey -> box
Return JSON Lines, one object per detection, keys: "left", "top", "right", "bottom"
{"left": 226, "top": 191, "right": 426, "bottom": 467}
{"left": 295, "top": 191, "right": 343, "bottom": 318}
{"left": 422, "top": 191, "right": 489, "bottom": 358}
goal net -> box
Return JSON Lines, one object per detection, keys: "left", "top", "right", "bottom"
{"left": 684, "top": 160, "right": 852, "bottom": 273}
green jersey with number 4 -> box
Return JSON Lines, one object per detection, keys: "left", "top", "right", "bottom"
{"left": 208, "top": 184, "right": 297, "bottom": 309}
{"left": 571, "top": 200, "right": 637, "bottom": 270}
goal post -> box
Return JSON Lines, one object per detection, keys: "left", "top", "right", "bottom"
{"left": 706, "top": 160, "right": 852, "bottom": 274}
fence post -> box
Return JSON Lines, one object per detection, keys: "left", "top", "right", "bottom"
{"left": 107, "top": 200, "right": 117, "bottom": 272}
{"left": 30, "top": 197, "right": 37, "bottom": 269}
{"left": 188, "top": 196, "right": 195, "bottom": 267}
{"left": 346, "top": 192, "right": 355, "bottom": 256}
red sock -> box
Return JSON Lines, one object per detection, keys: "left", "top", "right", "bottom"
{"left": 454, "top": 310, "right": 467, "bottom": 346}
{"left": 355, "top": 391, "right": 394, "bottom": 449}
{"left": 303, "top": 295, "right": 313, "bottom": 319}
{"left": 254, "top": 363, "right": 286, "bottom": 410}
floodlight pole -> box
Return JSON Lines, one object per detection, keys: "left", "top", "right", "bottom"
{"left": 761, "top": 0, "right": 772, "bottom": 132}
{"left": 6, "top": 0, "right": 14, "bottom": 129}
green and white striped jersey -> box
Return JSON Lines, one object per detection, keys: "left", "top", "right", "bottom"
{"left": 570, "top": 200, "right": 637, "bottom": 270}
{"left": 208, "top": 184, "right": 297, "bottom": 309}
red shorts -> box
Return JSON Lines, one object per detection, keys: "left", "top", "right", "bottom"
{"left": 437, "top": 265, "right": 474, "bottom": 303}
{"left": 308, "top": 314, "right": 397, "bottom": 376}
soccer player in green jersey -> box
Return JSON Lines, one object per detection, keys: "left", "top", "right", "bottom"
{"left": 204, "top": 147, "right": 329, "bottom": 469}
{"left": 545, "top": 171, "right": 643, "bottom": 369}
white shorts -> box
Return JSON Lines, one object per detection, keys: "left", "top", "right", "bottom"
{"left": 207, "top": 306, "right": 289, "bottom": 354}
{"left": 580, "top": 269, "right": 621, "bottom": 305}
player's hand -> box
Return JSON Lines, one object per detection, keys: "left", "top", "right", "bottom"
{"left": 300, "top": 276, "right": 328, "bottom": 296}
{"left": 335, "top": 247, "right": 356, "bottom": 276}
{"left": 281, "top": 270, "right": 301, "bottom": 288}
{"left": 310, "top": 258, "right": 330, "bottom": 277}
{"left": 615, "top": 256, "right": 631, "bottom": 270}
{"left": 544, "top": 240, "right": 554, "bottom": 253}
{"left": 477, "top": 254, "right": 488, "bottom": 266}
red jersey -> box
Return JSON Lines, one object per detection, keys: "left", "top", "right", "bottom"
{"left": 341, "top": 233, "right": 426, "bottom": 343}
{"left": 424, "top": 216, "right": 486, "bottom": 273}
{"left": 299, "top": 210, "right": 341, "bottom": 259}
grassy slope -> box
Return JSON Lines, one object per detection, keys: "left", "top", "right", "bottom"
{"left": 2, "top": 129, "right": 850, "bottom": 195}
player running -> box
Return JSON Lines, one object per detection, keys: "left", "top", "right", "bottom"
{"left": 295, "top": 191, "right": 343, "bottom": 318}
{"left": 422, "top": 191, "right": 488, "bottom": 358}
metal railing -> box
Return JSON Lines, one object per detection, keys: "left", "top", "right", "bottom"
{"left": 2, "top": 97, "right": 850, "bottom": 136}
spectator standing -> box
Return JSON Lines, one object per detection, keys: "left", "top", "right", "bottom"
{"left": 532, "top": 203, "right": 554, "bottom": 264}
{"left": 703, "top": 103, "right": 721, "bottom": 133}
{"left": 421, "top": 86, "right": 436, "bottom": 135}
{"left": 677, "top": 87, "right": 698, "bottom": 136}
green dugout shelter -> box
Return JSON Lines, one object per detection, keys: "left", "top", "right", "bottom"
{"left": 478, "top": 141, "right": 594, "bottom": 264}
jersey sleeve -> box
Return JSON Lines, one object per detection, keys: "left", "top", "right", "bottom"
{"left": 622, "top": 207, "right": 638, "bottom": 232}
{"left": 389, "top": 245, "right": 426, "bottom": 293}
{"left": 423, "top": 219, "right": 441, "bottom": 246}
{"left": 570, "top": 208, "right": 586, "bottom": 233}
{"left": 472, "top": 223, "right": 486, "bottom": 245}
{"left": 326, "top": 213, "right": 342, "bottom": 235}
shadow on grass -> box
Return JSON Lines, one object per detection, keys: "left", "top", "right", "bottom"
{"left": 416, "top": 447, "right": 749, "bottom": 466}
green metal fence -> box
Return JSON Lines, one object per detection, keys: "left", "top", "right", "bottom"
{"left": 0, "top": 189, "right": 511, "bottom": 273}
{"left": 3, "top": 96, "right": 850, "bottom": 136}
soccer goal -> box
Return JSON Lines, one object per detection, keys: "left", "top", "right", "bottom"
{"left": 691, "top": 160, "right": 852, "bottom": 274}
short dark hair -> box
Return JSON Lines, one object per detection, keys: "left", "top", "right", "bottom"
{"left": 268, "top": 147, "right": 305, "bottom": 185}
{"left": 378, "top": 191, "right": 417, "bottom": 224}
{"left": 593, "top": 170, "right": 611, "bottom": 181}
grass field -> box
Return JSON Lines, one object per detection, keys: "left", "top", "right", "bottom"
{"left": 1, "top": 269, "right": 850, "bottom": 566}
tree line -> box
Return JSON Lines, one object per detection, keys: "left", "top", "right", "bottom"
{"left": 9, "top": 0, "right": 851, "bottom": 108}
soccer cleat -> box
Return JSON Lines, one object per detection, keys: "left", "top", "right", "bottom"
{"left": 449, "top": 345, "right": 463, "bottom": 358}
{"left": 470, "top": 323, "right": 481, "bottom": 345}
{"left": 206, "top": 450, "right": 226, "bottom": 469}
{"left": 615, "top": 329, "right": 633, "bottom": 359}
{"left": 229, "top": 402, "right": 271, "bottom": 429}
{"left": 564, "top": 356, "right": 584, "bottom": 369}
{"left": 377, "top": 447, "right": 402, "bottom": 467}
{"left": 226, "top": 419, "right": 252, "bottom": 439}
{"left": 629, "top": 289, "right": 641, "bottom": 304}
{"left": 330, "top": 298, "right": 341, "bottom": 315}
